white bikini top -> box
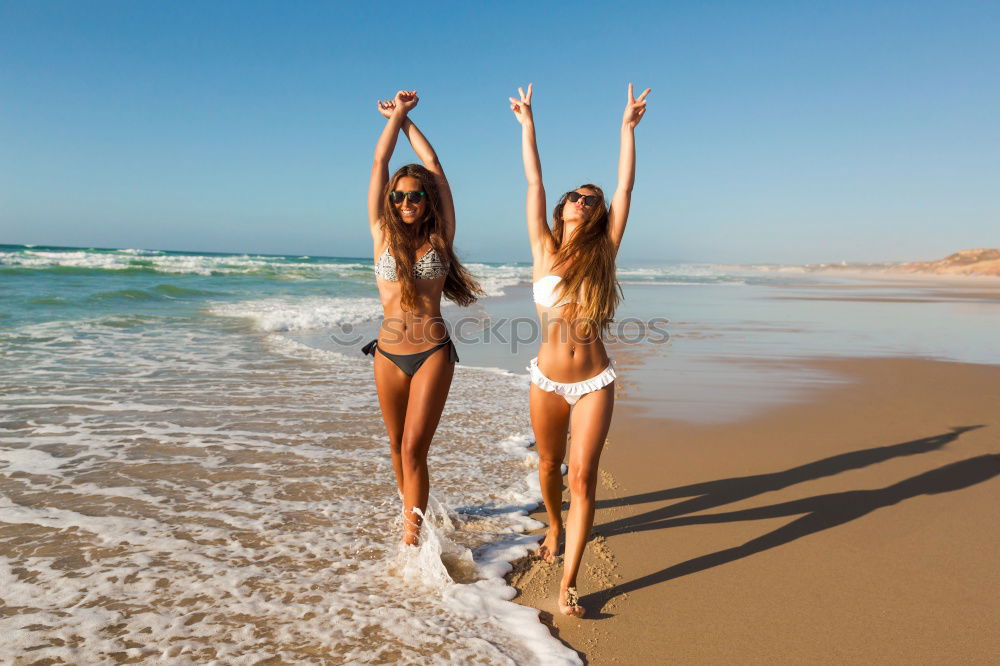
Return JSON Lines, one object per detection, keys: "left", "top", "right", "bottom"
{"left": 532, "top": 275, "right": 577, "bottom": 308}
{"left": 374, "top": 247, "right": 448, "bottom": 281}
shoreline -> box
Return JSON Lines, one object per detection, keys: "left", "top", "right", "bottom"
{"left": 507, "top": 355, "right": 1000, "bottom": 663}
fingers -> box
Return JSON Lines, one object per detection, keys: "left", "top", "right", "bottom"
{"left": 628, "top": 82, "right": 634, "bottom": 102}
{"left": 637, "top": 87, "right": 651, "bottom": 103}
{"left": 512, "top": 84, "right": 532, "bottom": 113}
{"left": 394, "top": 90, "right": 418, "bottom": 103}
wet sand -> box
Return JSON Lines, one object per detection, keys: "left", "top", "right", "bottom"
{"left": 509, "top": 355, "right": 1000, "bottom": 664}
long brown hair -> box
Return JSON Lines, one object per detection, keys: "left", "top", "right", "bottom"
{"left": 380, "top": 164, "right": 483, "bottom": 309}
{"left": 550, "top": 184, "right": 622, "bottom": 333}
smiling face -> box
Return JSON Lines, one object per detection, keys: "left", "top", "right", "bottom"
{"left": 392, "top": 176, "right": 428, "bottom": 225}
{"left": 561, "top": 187, "right": 599, "bottom": 224}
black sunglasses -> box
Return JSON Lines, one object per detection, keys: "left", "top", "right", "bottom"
{"left": 565, "top": 191, "right": 600, "bottom": 207}
{"left": 390, "top": 190, "right": 426, "bottom": 205}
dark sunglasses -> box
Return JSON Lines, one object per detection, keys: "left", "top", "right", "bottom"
{"left": 389, "top": 190, "right": 426, "bottom": 205}
{"left": 565, "top": 191, "right": 600, "bottom": 207}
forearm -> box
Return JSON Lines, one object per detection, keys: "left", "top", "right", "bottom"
{"left": 373, "top": 113, "right": 406, "bottom": 167}
{"left": 617, "top": 124, "right": 636, "bottom": 193}
{"left": 521, "top": 122, "right": 543, "bottom": 185}
{"left": 401, "top": 118, "right": 441, "bottom": 169}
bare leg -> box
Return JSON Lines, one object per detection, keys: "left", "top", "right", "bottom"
{"left": 530, "top": 384, "right": 572, "bottom": 563}
{"left": 561, "top": 382, "right": 614, "bottom": 616}
{"left": 399, "top": 347, "right": 455, "bottom": 545}
{"left": 373, "top": 352, "right": 411, "bottom": 496}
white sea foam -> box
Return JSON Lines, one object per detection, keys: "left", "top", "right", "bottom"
{"left": 209, "top": 296, "right": 384, "bottom": 332}
{"left": 0, "top": 247, "right": 532, "bottom": 295}
{"left": 1, "top": 247, "right": 372, "bottom": 277}
{"left": 616, "top": 263, "right": 751, "bottom": 285}
{"left": 0, "top": 313, "right": 579, "bottom": 664}
{"left": 464, "top": 262, "right": 531, "bottom": 296}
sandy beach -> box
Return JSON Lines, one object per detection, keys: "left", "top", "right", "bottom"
{"left": 509, "top": 355, "right": 1000, "bottom": 664}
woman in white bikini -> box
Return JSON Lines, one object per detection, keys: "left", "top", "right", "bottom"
{"left": 367, "top": 90, "right": 482, "bottom": 545}
{"left": 509, "top": 82, "right": 650, "bottom": 616}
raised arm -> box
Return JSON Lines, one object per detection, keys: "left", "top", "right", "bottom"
{"left": 510, "top": 84, "right": 552, "bottom": 258}
{"left": 368, "top": 91, "right": 414, "bottom": 243}
{"left": 608, "top": 83, "right": 650, "bottom": 251}
{"left": 375, "top": 92, "right": 456, "bottom": 243}
{"left": 402, "top": 116, "right": 456, "bottom": 243}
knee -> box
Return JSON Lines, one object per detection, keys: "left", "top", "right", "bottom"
{"left": 400, "top": 435, "right": 428, "bottom": 469}
{"left": 567, "top": 465, "right": 597, "bottom": 498}
{"left": 538, "top": 456, "right": 563, "bottom": 476}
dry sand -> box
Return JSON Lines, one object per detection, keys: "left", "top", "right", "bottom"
{"left": 508, "top": 356, "right": 1000, "bottom": 664}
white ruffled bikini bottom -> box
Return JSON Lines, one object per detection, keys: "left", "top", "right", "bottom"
{"left": 528, "top": 357, "right": 617, "bottom": 406}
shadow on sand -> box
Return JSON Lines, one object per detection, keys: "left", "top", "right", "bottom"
{"left": 585, "top": 426, "right": 997, "bottom": 611}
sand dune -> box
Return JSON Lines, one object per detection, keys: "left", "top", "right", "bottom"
{"left": 895, "top": 248, "right": 1000, "bottom": 276}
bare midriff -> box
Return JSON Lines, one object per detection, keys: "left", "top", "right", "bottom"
{"left": 375, "top": 275, "right": 449, "bottom": 354}
{"left": 535, "top": 304, "right": 610, "bottom": 383}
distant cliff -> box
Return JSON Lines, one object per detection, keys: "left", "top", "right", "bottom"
{"left": 896, "top": 249, "right": 1000, "bottom": 277}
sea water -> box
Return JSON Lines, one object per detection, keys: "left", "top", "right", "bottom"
{"left": 0, "top": 245, "right": 572, "bottom": 664}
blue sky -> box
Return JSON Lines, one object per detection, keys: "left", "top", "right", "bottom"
{"left": 1, "top": 1, "right": 997, "bottom": 264}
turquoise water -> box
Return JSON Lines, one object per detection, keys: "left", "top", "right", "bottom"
{"left": 0, "top": 244, "right": 388, "bottom": 330}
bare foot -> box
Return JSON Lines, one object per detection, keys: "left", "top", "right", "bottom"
{"left": 536, "top": 529, "right": 561, "bottom": 563}
{"left": 559, "top": 585, "right": 585, "bottom": 617}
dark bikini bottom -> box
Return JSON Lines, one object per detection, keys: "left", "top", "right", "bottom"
{"left": 362, "top": 338, "right": 459, "bottom": 377}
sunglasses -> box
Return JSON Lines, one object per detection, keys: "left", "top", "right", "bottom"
{"left": 565, "top": 191, "right": 600, "bottom": 207}
{"left": 390, "top": 190, "right": 426, "bottom": 205}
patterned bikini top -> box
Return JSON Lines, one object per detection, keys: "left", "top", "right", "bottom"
{"left": 374, "top": 247, "right": 449, "bottom": 281}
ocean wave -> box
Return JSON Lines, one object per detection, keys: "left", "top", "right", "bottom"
{"left": 619, "top": 278, "right": 748, "bottom": 286}
{"left": 616, "top": 264, "right": 753, "bottom": 284}
{"left": 464, "top": 262, "right": 531, "bottom": 296}
{"left": 0, "top": 247, "right": 532, "bottom": 297}
{"left": 0, "top": 247, "right": 373, "bottom": 278}
{"left": 209, "top": 296, "right": 384, "bottom": 332}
